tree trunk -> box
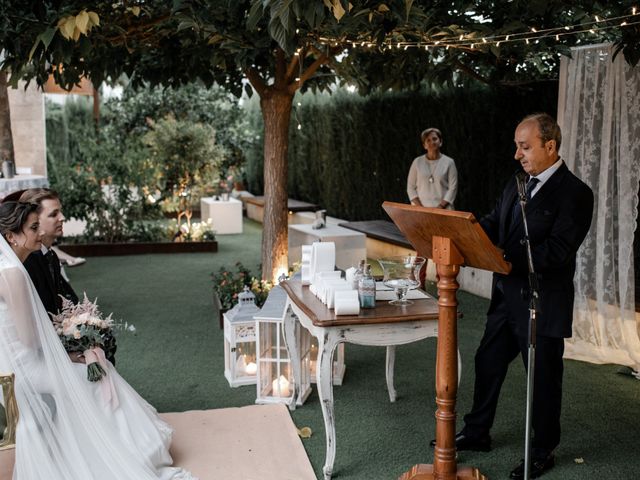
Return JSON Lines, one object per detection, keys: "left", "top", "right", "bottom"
{"left": 0, "top": 72, "right": 15, "bottom": 164}
{"left": 260, "top": 89, "right": 293, "bottom": 281}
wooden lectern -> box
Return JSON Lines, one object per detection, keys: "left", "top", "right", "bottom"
{"left": 383, "top": 201, "right": 511, "bottom": 480}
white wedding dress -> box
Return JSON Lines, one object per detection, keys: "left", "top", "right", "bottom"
{"left": 0, "top": 237, "right": 196, "bottom": 480}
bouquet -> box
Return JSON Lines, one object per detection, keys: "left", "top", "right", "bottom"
{"left": 52, "top": 294, "right": 134, "bottom": 382}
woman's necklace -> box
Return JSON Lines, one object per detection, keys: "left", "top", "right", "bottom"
{"left": 424, "top": 155, "right": 439, "bottom": 183}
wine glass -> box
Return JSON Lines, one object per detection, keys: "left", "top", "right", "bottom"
{"left": 377, "top": 255, "right": 426, "bottom": 306}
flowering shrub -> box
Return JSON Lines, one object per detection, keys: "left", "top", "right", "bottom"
{"left": 167, "top": 219, "right": 216, "bottom": 242}
{"left": 211, "top": 262, "right": 272, "bottom": 311}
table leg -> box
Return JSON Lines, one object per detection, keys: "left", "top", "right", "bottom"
{"left": 282, "top": 305, "right": 300, "bottom": 411}
{"left": 385, "top": 345, "right": 397, "bottom": 403}
{"left": 317, "top": 330, "right": 340, "bottom": 480}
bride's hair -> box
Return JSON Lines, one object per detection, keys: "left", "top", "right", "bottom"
{"left": 0, "top": 201, "right": 38, "bottom": 237}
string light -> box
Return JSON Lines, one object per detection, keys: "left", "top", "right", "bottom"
{"left": 312, "top": 9, "right": 640, "bottom": 52}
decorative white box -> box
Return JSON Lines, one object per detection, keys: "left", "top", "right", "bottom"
{"left": 200, "top": 197, "right": 243, "bottom": 234}
{"left": 288, "top": 224, "right": 366, "bottom": 271}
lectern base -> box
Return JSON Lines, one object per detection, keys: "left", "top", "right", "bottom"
{"left": 398, "top": 464, "right": 487, "bottom": 480}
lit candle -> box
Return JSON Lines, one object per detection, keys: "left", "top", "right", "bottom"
{"left": 245, "top": 362, "right": 257, "bottom": 375}
{"left": 272, "top": 375, "right": 290, "bottom": 397}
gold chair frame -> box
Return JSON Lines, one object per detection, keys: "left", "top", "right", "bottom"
{"left": 0, "top": 373, "right": 18, "bottom": 450}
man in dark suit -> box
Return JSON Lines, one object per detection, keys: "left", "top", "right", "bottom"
{"left": 19, "top": 188, "right": 116, "bottom": 365}
{"left": 19, "top": 190, "right": 78, "bottom": 315}
{"left": 449, "top": 114, "right": 594, "bottom": 479}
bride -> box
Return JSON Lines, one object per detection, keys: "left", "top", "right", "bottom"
{"left": 0, "top": 201, "right": 196, "bottom": 480}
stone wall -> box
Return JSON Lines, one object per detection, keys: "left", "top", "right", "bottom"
{"left": 8, "top": 82, "right": 46, "bottom": 176}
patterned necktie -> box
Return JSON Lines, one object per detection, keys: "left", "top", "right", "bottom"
{"left": 525, "top": 177, "right": 540, "bottom": 201}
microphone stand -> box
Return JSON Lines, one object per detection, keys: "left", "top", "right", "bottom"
{"left": 517, "top": 181, "right": 540, "bottom": 480}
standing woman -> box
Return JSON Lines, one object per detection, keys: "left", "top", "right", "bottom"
{"left": 407, "top": 127, "right": 458, "bottom": 209}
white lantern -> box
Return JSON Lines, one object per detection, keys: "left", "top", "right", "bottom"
{"left": 255, "top": 286, "right": 312, "bottom": 407}
{"left": 223, "top": 286, "right": 260, "bottom": 387}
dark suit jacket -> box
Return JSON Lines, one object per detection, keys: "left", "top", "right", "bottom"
{"left": 23, "top": 250, "right": 79, "bottom": 317}
{"left": 480, "top": 162, "right": 594, "bottom": 338}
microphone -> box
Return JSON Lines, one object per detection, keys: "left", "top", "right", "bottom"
{"left": 515, "top": 171, "right": 528, "bottom": 202}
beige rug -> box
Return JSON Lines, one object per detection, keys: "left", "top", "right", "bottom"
{"left": 162, "top": 405, "right": 316, "bottom": 480}
{"left": 0, "top": 404, "right": 316, "bottom": 480}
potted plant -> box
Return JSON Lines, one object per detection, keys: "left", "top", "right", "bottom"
{"left": 211, "top": 262, "right": 272, "bottom": 328}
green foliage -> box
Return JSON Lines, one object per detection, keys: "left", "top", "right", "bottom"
{"left": 166, "top": 219, "right": 216, "bottom": 242}
{"left": 211, "top": 262, "right": 273, "bottom": 311}
{"left": 46, "top": 97, "right": 163, "bottom": 242}
{"left": 2, "top": 1, "right": 638, "bottom": 94}
{"left": 143, "top": 115, "right": 223, "bottom": 217}
{"left": 245, "top": 83, "right": 558, "bottom": 220}
{"left": 46, "top": 84, "right": 249, "bottom": 242}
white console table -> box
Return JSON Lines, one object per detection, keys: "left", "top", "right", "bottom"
{"left": 281, "top": 279, "right": 456, "bottom": 480}
{"left": 200, "top": 197, "right": 243, "bottom": 235}
{"left": 288, "top": 223, "right": 366, "bottom": 270}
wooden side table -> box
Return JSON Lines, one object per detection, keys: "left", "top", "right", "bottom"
{"left": 281, "top": 279, "right": 442, "bottom": 480}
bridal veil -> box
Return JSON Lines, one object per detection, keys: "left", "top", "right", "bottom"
{"left": 0, "top": 235, "right": 191, "bottom": 479}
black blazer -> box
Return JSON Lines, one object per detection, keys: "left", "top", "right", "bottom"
{"left": 24, "top": 250, "right": 79, "bottom": 317}
{"left": 480, "top": 162, "right": 594, "bottom": 338}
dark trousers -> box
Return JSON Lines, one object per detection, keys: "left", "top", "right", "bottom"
{"left": 462, "top": 291, "right": 565, "bottom": 457}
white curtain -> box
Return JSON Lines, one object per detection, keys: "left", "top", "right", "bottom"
{"left": 557, "top": 43, "right": 640, "bottom": 371}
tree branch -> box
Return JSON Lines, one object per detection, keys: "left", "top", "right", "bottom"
{"left": 287, "top": 46, "right": 340, "bottom": 95}
{"left": 285, "top": 47, "right": 302, "bottom": 83}
{"left": 274, "top": 48, "right": 287, "bottom": 89}
{"left": 451, "top": 59, "right": 491, "bottom": 86}
{"left": 244, "top": 67, "right": 267, "bottom": 98}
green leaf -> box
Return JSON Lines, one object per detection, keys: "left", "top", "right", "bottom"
{"left": 41, "top": 27, "right": 57, "bottom": 49}
{"left": 268, "top": 17, "right": 288, "bottom": 51}
{"left": 177, "top": 20, "right": 195, "bottom": 32}
{"left": 28, "top": 27, "right": 57, "bottom": 61}
{"left": 247, "top": 1, "right": 264, "bottom": 30}
{"left": 404, "top": 0, "right": 414, "bottom": 22}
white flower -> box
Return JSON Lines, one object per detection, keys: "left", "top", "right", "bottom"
{"left": 62, "top": 318, "right": 78, "bottom": 336}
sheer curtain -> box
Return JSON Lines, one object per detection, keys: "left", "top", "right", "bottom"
{"left": 557, "top": 43, "right": 640, "bottom": 372}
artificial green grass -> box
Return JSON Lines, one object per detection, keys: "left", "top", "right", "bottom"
{"left": 68, "top": 218, "right": 640, "bottom": 480}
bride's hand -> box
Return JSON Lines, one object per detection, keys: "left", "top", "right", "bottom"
{"left": 68, "top": 352, "right": 86, "bottom": 364}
